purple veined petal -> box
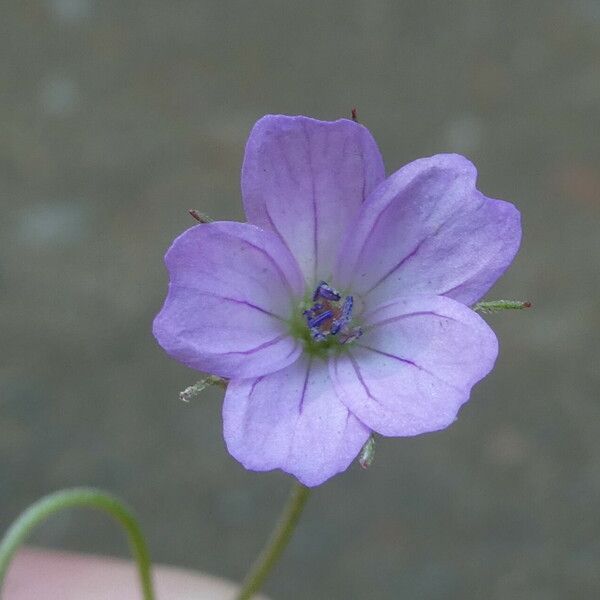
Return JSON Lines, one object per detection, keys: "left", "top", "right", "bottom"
{"left": 242, "top": 115, "right": 385, "bottom": 287}
{"left": 153, "top": 221, "right": 305, "bottom": 379}
{"left": 329, "top": 295, "right": 498, "bottom": 437}
{"left": 334, "top": 154, "right": 521, "bottom": 308}
{"left": 223, "top": 356, "right": 372, "bottom": 487}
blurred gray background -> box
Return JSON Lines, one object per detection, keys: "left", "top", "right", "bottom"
{"left": 1, "top": 1, "right": 599, "bottom": 599}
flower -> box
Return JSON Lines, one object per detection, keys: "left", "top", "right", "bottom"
{"left": 153, "top": 115, "right": 521, "bottom": 487}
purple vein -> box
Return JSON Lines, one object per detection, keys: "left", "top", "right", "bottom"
{"left": 346, "top": 353, "right": 385, "bottom": 408}
{"left": 351, "top": 171, "right": 458, "bottom": 294}
{"left": 283, "top": 359, "right": 313, "bottom": 470}
{"left": 248, "top": 376, "right": 264, "bottom": 400}
{"left": 357, "top": 344, "right": 463, "bottom": 394}
{"left": 363, "top": 310, "right": 457, "bottom": 330}
{"left": 243, "top": 376, "right": 265, "bottom": 435}
{"left": 302, "top": 120, "right": 319, "bottom": 282}
{"left": 263, "top": 206, "right": 303, "bottom": 289}
{"left": 359, "top": 134, "right": 368, "bottom": 203}
{"left": 364, "top": 209, "right": 455, "bottom": 296}
{"left": 357, "top": 344, "right": 422, "bottom": 370}
{"left": 177, "top": 288, "right": 284, "bottom": 321}
{"left": 238, "top": 237, "right": 298, "bottom": 297}
{"left": 219, "top": 334, "right": 287, "bottom": 357}
{"left": 363, "top": 237, "right": 430, "bottom": 294}
{"left": 297, "top": 358, "right": 312, "bottom": 416}
{"left": 342, "top": 173, "right": 425, "bottom": 287}
{"left": 274, "top": 136, "right": 300, "bottom": 187}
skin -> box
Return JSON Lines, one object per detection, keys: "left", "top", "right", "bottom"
{"left": 3, "top": 547, "right": 269, "bottom": 600}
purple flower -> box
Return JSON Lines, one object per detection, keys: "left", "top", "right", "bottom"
{"left": 153, "top": 115, "right": 521, "bottom": 487}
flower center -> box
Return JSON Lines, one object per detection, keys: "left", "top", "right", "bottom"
{"left": 301, "top": 281, "right": 363, "bottom": 347}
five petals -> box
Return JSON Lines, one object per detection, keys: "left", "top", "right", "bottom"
{"left": 154, "top": 115, "right": 522, "bottom": 486}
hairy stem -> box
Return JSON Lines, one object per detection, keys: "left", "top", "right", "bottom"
{"left": 236, "top": 482, "right": 311, "bottom": 600}
{"left": 0, "top": 488, "right": 155, "bottom": 600}
{"left": 473, "top": 299, "right": 531, "bottom": 313}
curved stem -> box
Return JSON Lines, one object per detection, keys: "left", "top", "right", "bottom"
{"left": 236, "top": 481, "right": 311, "bottom": 600}
{"left": 0, "top": 488, "right": 155, "bottom": 600}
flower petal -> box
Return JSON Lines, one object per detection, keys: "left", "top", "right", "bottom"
{"left": 242, "top": 115, "right": 385, "bottom": 286}
{"left": 334, "top": 154, "right": 521, "bottom": 307}
{"left": 223, "top": 356, "right": 371, "bottom": 487}
{"left": 153, "top": 222, "right": 305, "bottom": 379}
{"left": 329, "top": 295, "right": 498, "bottom": 436}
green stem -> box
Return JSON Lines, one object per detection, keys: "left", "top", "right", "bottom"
{"left": 473, "top": 299, "right": 531, "bottom": 313}
{"left": 0, "top": 488, "right": 155, "bottom": 600}
{"left": 236, "top": 482, "right": 311, "bottom": 600}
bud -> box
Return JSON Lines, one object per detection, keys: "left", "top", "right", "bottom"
{"left": 473, "top": 299, "right": 531, "bottom": 314}
{"left": 188, "top": 209, "right": 212, "bottom": 223}
{"left": 358, "top": 435, "right": 376, "bottom": 469}
{"left": 179, "top": 375, "right": 227, "bottom": 402}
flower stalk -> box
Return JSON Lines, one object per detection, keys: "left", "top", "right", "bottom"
{"left": 0, "top": 488, "right": 155, "bottom": 600}
{"left": 236, "top": 482, "right": 311, "bottom": 600}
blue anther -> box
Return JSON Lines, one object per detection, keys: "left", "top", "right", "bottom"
{"left": 304, "top": 304, "right": 323, "bottom": 319}
{"left": 341, "top": 296, "right": 353, "bottom": 320}
{"left": 312, "top": 282, "right": 326, "bottom": 301}
{"left": 308, "top": 310, "right": 333, "bottom": 328}
{"left": 310, "top": 328, "right": 327, "bottom": 341}
{"left": 330, "top": 296, "right": 354, "bottom": 336}
{"left": 312, "top": 281, "right": 341, "bottom": 302}
{"left": 319, "top": 284, "right": 341, "bottom": 301}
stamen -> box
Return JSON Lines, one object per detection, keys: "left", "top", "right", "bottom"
{"left": 331, "top": 296, "right": 353, "bottom": 335}
{"left": 313, "top": 281, "right": 341, "bottom": 302}
{"left": 341, "top": 296, "right": 353, "bottom": 320}
{"left": 308, "top": 310, "right": 333, "bottom": 328}
{"left": 310, "top": 328, "right": 327, "bottom": 341}
{"left": 312, "top": 283, "right": 323, "bottom": 302}
{"left": 302, "top": 282, "right": 361, "bottom": 347}
{"left": 339, "top": 327, "right": 363, "bottom": 344}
